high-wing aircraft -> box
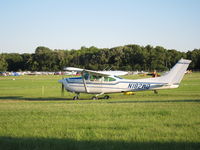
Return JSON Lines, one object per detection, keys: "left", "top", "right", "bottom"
{"left": 59, "top": 59, "right": 191, "bottom": 100}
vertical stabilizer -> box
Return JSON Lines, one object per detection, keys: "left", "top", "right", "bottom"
{"left": 160, "top": 59, "right": 191, "bottom": 84}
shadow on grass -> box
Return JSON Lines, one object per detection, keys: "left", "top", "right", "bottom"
{"left": 0, "top": 96, "right": 117, "bottom": 101}
{"left": 0, "top": 136, "right": 199, "bottom": 150}
{"left": 0, "top": 96, "right": 200, "bottom": 103}
{"left": 108, "top": 99, "right": 200, "bottom": 104}
{"left": 0, "top": 96, "right": 71, "bottom": 101}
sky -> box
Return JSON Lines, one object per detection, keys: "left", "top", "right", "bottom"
{"left": 0, "top": 0, "right": 200, "bottom": 53}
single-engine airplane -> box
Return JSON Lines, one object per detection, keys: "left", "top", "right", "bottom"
{"left": 59, "top": 59, "right": 191, "bottom": 100}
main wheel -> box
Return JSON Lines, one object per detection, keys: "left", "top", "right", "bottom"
{"left": 104, "top": 95, "right": 110, "bottom": 99}
{"left": 154, "top": 90, "right": 158, "bottom": 94}
{"left": 92, "top": 96, "right": 98, "bottom": 100}
{"left": 73, "top": 96, "right": 79, "bottom": 100}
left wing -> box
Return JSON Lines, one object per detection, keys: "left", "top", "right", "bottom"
{"left": 99, "top": 71, "right": 128, "bottom": 76}
{"left": 64, "top": 67, "right": 83, "bottom": 72}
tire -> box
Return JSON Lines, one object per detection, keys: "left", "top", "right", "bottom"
{"left": 92, "top": 96, "right": 98, "bottom": 100}
{"left": 73, "top": 96, "right": 78, "bottom": 100}
{"left": 104, "top": 95, "right": 110, "bottom": 99}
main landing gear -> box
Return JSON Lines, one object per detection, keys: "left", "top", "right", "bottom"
{"left": 154, "top": 90, "right": 158, "bottom": 94}
{"left": 91, "top": 93, "right": 110, "bottom": 100}
{"left": 72, "top": 93, "right": 110, "bottom": 100}
{"left": 91, "top": 95, "right": 110, "bottom": 100}
{"left": 73, "top": 93, "right": 80, "bottom": 100}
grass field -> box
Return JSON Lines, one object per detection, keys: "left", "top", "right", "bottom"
{"left": 0, "top": 73, "right": 200, "bottom": 150}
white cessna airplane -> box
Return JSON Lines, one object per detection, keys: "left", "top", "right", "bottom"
{"left": 59, "top": 59, "right": 191, "bottom": 100}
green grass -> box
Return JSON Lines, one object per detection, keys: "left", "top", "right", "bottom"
{"left": 0, "top": 73, "right": 200, "bottom": 150}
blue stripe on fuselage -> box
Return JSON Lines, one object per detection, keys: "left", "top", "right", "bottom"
{"left": 65, "top": 78, "right": 168, "bottom": 86}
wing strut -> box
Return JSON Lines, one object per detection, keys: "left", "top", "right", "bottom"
{"left": 81, "top": 71, "right": 89, "bottom": 93}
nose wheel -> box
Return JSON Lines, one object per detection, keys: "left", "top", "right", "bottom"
{"left": 73, "top": 96, "right": 79, "bottom": 100}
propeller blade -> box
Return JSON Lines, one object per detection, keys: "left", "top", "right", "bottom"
{"left": 61, "top": 83, "right": 64, "bottom": 96}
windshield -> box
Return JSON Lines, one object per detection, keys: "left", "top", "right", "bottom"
{"left": 83, "top": 72, "right": 117, "bottom": 82}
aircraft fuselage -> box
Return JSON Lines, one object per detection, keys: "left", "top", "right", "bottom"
{"left": 59, "top": 76, "right": 178, "bottom": 94}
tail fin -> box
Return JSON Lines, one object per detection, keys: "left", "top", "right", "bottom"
{"left": 161, "top": 59, "right": 191, "bottom": 84}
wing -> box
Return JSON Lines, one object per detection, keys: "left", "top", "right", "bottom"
{"left": 64, "top": 67, "right": 84, "bottom": 72}
{"left": 84, "top": 70, "right": 110, "bottom": 77}
{"left": 64, "top": 67, "right": 111, "bottom": 77}
{"left": 98, "top": 71, "right": 128, "bottom": 76}
{"left": 64, "top": 67, "right": 127, "bottom": 76}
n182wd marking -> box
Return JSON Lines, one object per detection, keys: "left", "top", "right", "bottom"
{"left": 128, "top": 83, "right": 150, "bottom": 90}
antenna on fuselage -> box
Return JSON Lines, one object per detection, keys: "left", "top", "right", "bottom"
{"left": 103, "top": 66, "right": 109, "bottom": 71}
{"left": 108, "top": 67, "right": 113, "bottom": 71}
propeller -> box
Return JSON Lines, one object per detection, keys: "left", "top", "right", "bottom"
{"left": 61, "top": 82, "right": 64, "bottom": 96}
{"left": 61, "top": 71, "right": 64, "bottom": 96}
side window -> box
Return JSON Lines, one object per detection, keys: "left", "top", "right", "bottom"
{"left": 109, "top": 77, "right": 116, "bottom": 81}
{"left": 104, "top": 77, "right": 116, "bottom": 82}
{"left": 90, "top": 75, "right": 102, "bottom": 81}
{"left": 84, "top": 74, "right": 116, "bottom": 82}
{"left": 90, "top": 75, "right": 96, "bottom": 81}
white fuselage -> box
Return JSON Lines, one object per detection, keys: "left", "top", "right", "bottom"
{"left": 59, "top": 76, "right": 178, "bottom": 94}
{"left": 59, "top": 59, "right": 191, "bottom": 96}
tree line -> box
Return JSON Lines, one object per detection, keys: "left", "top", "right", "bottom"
{"left": 0, "top": 44, "right": 200, "bottom": 72}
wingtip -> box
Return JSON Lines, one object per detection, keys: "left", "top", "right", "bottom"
{"left": 179, "top": 58, "right": 192, "bottom": 63}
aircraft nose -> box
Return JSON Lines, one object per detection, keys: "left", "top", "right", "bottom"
{"left": 58, "top": 79, "right": 64, "bottom": 83}
{"left": 59, "top": 79, "right": 68, "bottom": 86}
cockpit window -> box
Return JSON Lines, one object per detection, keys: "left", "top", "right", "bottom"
{"left": 83, "top": 73, "right": 116, "bottom": 82}
{"left": 90, "top": 75, "right": 102, "bottom": 81}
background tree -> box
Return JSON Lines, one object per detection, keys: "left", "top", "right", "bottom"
{"left": 1, "top": 45, "right": 200, "bottom": 72}
{"left": 0, "top": 54, "right": 8, "bottom": 71}
{"left": 3, "top": 53, "right": 23, "bottom": 71}
{"left": 187, "top": 49, "right": 200, "bottom": 70}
